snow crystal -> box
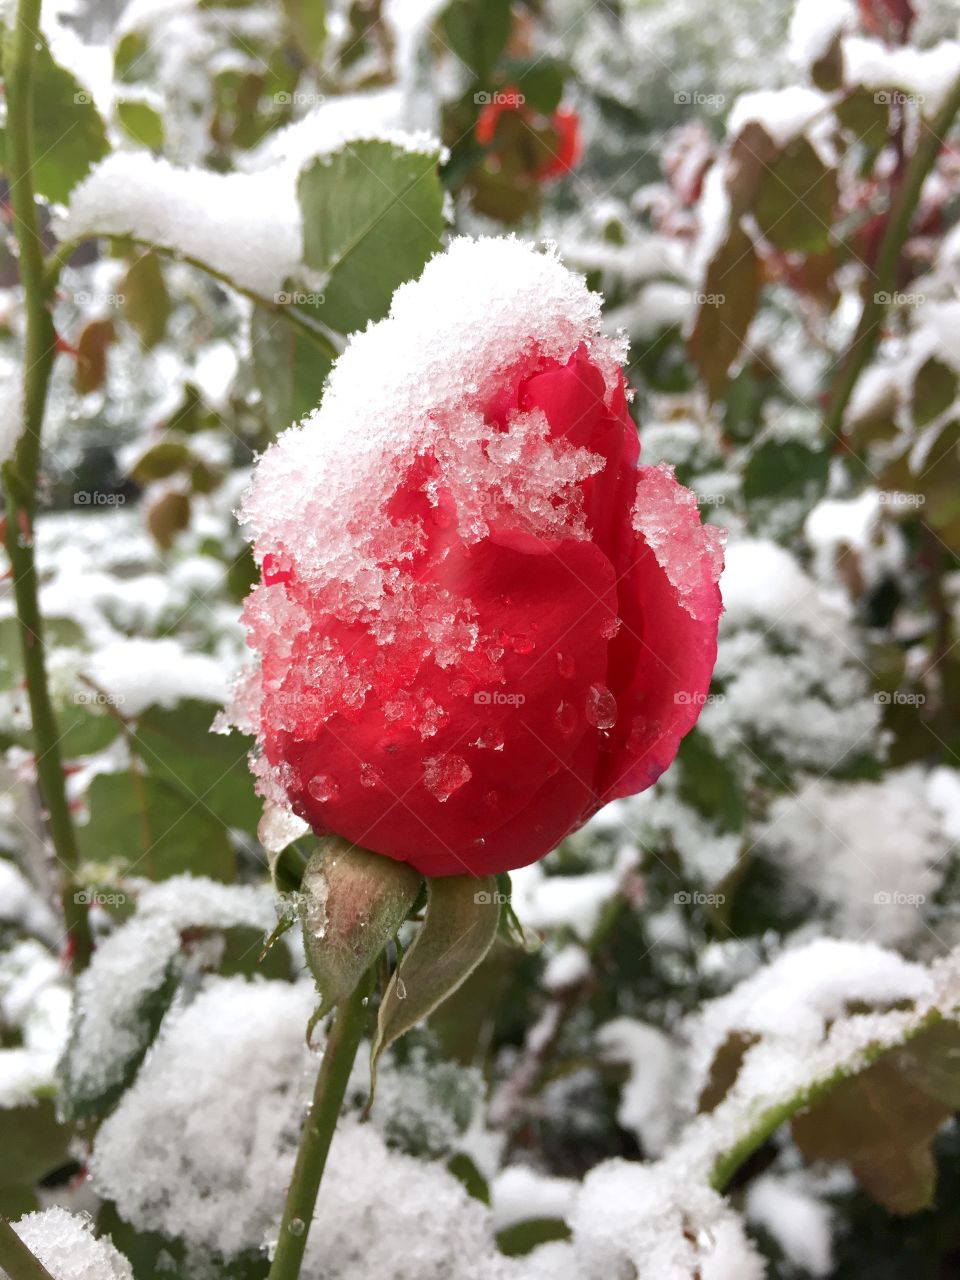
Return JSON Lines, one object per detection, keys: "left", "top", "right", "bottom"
{"left": 804, "top": 489, "right": 905, "bottom": 595}
{"left": 746, "top": 1174, "right": 834, "bottom": 1277}
{"left": 760, "top": 770, "right": 948, "bottom": 945}
{"left": 81, "top": 637, "right": 228, "bottom": 716}
{"left": 492, "top": 1166, "right": 578, "bottom": 1231}
{"left": 929, "top": 767, "right": 960, "bottom": 842}
{"left": 568, "top": 1160, "right": 765, "bottom": 1280}
{"left": 66, "top": 879, "right": 276, "bottom": 1106}
{"left": 12, "top": 1208, "right": 133, "bottom": 1280}
{"left": 787, "top": 0, "right": 852, "bottom": 69}
{"left": 843, "top": 36, "right": 960, "bottom": 117}
{"left": 509, "top": 854, "right": 630, "bottom": 941}
{"left": 632, "top": 464, "right": 724, "bottom": 622}
{"left": 706, "top": 538, "right": 879, "bottom": 774}
{"left": 241, "top": 88, "right": 443, "bottom": 173}
{"left": 92, "top": 976, "right": 316, "bottom": 1259}
{"left": 542, "top": 944, "right": 591, "bottom": 991}
{"left": 597, "top": 1018, "right": 681, "bottom": 1155}
{"left": 57, "top": 153, "right": 301, "bottom": 299}
{"left": 727, "top": 87, "right": 832, "bottom": 147}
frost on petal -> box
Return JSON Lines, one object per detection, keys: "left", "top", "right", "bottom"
{"left": 12, "top": 1207, "right": 134, "bottom": 1280}
{"left": 631, "top": 463, "right": 725, "bottom": 625}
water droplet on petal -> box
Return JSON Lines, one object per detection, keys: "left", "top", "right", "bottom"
{"left": 554, "top": 700, "right": 577, "bottom": 736}
{"left": 586, "top": 684, "right": 618, "bottom": 730}
{"left": 556, "top": 651, "right": 575, "bottom": 679}
{"left": 359, "top": 762, "right": 384, "bottom": 789}
{"left": 484, "top": 789, "right": 499, "bottom": 810}
{"left": 472, "top": 726, "right": 505, "bottom": 751}
{"left": 307, "top": 774, "right": 339, "bottom": 803}
{"left": 423, "top": 753, "right": 472, "bottom": 802}
{"left": 601, "top": 615, "right": 621, "bottom": 640}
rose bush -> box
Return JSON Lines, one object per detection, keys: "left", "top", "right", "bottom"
{"left": 236, "top": 236, "right": 723, "bottom": 876}
{"left": 475, "top": 89, "right": 582, "bottom": 181}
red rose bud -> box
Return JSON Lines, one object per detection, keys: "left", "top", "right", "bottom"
{"left": 535, "top": 108, "right": 582, "bottom": 180}
{"left": 234, "top": 237, "right": 723, "bottom": 877}
{"left": 475, "top": 88, "right": 581, "bottom": 182}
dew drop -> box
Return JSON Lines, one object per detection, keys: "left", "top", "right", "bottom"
{"left": 396, "top": 978, "right": 407, "bottom": 1000}
{"left": 423, "top": 753, "right": 472, "bottom": 802}
{"left": 307, "top": 774, "right": 339, "bottom": 803}
{"left": 288, "top": 1218, "right": 305, "bottom": 1237}
{"left": 359, "top": 762, "right": 384, "bottom": 789}
{"left": 556, "top": 651, "right": 575, "bottom": 679}
{"left": 586, "top": 684, "right": 618, "bottom": 730}
{"left": 554, "top": 700, "right": 577, "bottom": 736}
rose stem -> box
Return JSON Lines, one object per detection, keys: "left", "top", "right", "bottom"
{"left": 0, "top": 1220, "right": 57, "bottom": 1280}
{"left": 2, "top": 0, "right": 92, "bottom": 971}
{"left": 267, "top": 969, "right": 375, "bottom": 1280}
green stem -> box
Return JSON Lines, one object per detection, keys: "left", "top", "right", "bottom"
{"left": 0, "top": 1219, "right": 57, "bottom": 1280}
{"left": 823, "top": 80, "right": 960, "bottom": 439}
{"left": 2, "top": 0, "right": 92, "bottom": 971}
{"left": 268, "top": 972, "right": 374, "bottom": 1280}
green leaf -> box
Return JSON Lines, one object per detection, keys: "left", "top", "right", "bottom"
{"left": 128, "top": 439, "right": 192, "bottom": 483}
{"left": 77, "top": 771, "right": 234, "bottom": 881}
{"left": 496, "top": 1219, "right": 572, "bottom": 1256}
{"left": 439, "top": 0, "right": 512, "bottom": 80}
{"left": 912, "top": 356, "right": 958, "bottom": 428}
{"left": 0, "top": 1098, "right": 73, "bottom": 1188}
{"left": 688, "top": 222, "right": 761, "bottom": 401}
{"left": 133, "top": 700, "right": 259, "bottom": 835}
{"left": 676, "top": 729, "right": 745, "bottom": 834}
{"left": 122, "top": 251, "right": 170, "bottom": 349}
{"left": 116, "top": 99, "right": 164, "bottom": 150}
{"left": 298, "top": 140, "right": 445, "bottom": 334}
{"left": 791, "top": 1022, "right": 960, "bottom": 1215}
{"left": 0, "top": 37, "right": 109, "bottom": 204}
{"left": 370, "top": 875, "right": 500, "bottom": 1087}
{"left": 743, "top": 437, "right": 829, "bottom": 538}
{"left": 754, "top": 137, "right": 837, "bottom": 254}
{"left": 250, "top": 304, "right": 332, "bottom": 431}
{"left": 281, "top": 0, "right": 326, "bottom": 62}
{"left": 300, "top": 838, "right": 422, "bottom": 1022}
